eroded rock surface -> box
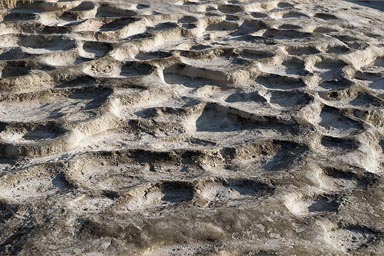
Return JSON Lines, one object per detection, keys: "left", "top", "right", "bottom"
{"left": 0, "top": 0, "right": 383, "bottom": 255}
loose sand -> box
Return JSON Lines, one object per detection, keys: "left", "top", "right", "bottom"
{"left": 0, "top": 0, "right": 383, "bottom": 255}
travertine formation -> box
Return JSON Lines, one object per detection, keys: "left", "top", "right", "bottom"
{"left": 0, "top": 0, "right": 383, "bottom": 255}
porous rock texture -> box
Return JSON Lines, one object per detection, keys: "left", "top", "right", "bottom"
{"left": 0, "top": 0, "right": 383, "bottom": 255}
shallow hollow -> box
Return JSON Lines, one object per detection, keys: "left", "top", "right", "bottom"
{"left": 0, "top": 62, "right": 30, "bottom": 78}
{"left": 256, "top": 74, "right": 306, "bottom": 90}
{"left": 319, "top": 106, "right": 363, "bottom": 132}
{"left": 159, "top": 181, "right": 194, "bottom": 203}
{"left": 19, "top": 35, "right": 76, "bottom": 51}
{"left": 269, "top": 90, "right": 313, "bottom": 108}
{"left": 195, "top": 103, "right": 299, "bottom": 134}
{"left": 121, "top": 62, "right": 154, "bottom": 77}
